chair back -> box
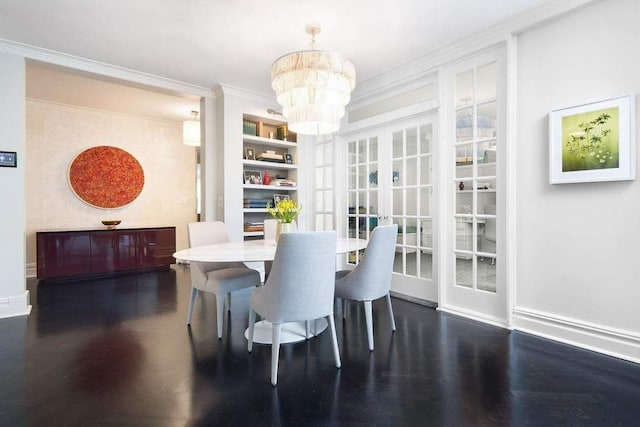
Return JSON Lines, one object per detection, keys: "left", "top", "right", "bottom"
{"left": 260, "top": 231, "right": 336, "bottom": 323}
{"left": 349, "top": 224, "right": 398, "bottom": 300}
{"left": 187, "top": 222, "right": 243, "bottom": 275}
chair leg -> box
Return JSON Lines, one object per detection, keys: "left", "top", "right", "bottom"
{"left": 342, "top": 298, "right": 348, "bottom": 320}
{"left": 386, "top": 293, "right": 396, "bottom": 331}
{"left": 215, "top": 293, "right": 225, "bottom": 339}
{"left": 271, "top": 323, "right": 282, "bottom": 386}
{"left": 363, "top": 300, "right": 374, "bottom": 351}
{"left": 225, "top": 293, "right": 231, "bottom": 312}
{"left": 305, "top": 321, "right": 310, "bottom": 339}
{"left": 187, "top": 287, "right": 198, "bottom": 325}
{"left": 327, "top": 315, "right": 341, "bottom": 368}
{"left": 247, "top": 308, "right": 256, "bottom": 352}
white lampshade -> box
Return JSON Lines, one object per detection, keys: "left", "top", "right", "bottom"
{"left": 183, "top": 120, "right": 200, "bottom": 146}
{"left": 271, "top": 25, "right": 356, "bottom": 136}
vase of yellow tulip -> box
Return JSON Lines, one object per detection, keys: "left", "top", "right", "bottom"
{"left": 266, "top": 199, "right": 302, "bottom": 242}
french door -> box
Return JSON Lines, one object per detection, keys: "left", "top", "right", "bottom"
{"left": 440, "top": 48, "right": 507, "bottom": 326}
{"left": 344, "top": 114, "right": 438, "bottom": 302}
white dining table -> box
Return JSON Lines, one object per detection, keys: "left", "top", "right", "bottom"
{"left": 173, "top": 237, "right": 368, "bottom": 344}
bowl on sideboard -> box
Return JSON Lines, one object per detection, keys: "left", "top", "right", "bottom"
{"left": 101, "top": 220, "right": 122, "bottom": 229}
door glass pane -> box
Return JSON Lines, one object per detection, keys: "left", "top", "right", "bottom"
{"left": 392, "top": 189, "right": 403, "bottom": 216}
{"left": 316, "top": 168, "right": 323, "bottom": 187}
{"left": 392, "top": 131, "right": 403, "bottom": 158}
{"left": 406, "top": 187, "right": 418, "bottom": 216}
{"left": 455, "top": 143, "right": 473, "bottom": 169}
{"left": 477, "top": 257, "right": 496, "bottom": 293}
{"left": 420, "top": 156, "right": 432, "bottom": 184}
{"left": 315, "top": 191, "right": 323, "bottom": 211}
{"left": 420, "top": 187, "right": 433, "bottom": 216}
{"left": 316, "top": 214, "right": 324, "bottom": 230}
{"left": 420, "top": 218, "right": 433, "bottom": 249}
{"left": 406, "top": 158, "right": 417, "bottom": 187}
{"left": 369, "top": 191, "right": 378, "bottom": 217}
{"left": 455, "top": 219, "right": 473, "bottom": 252}
{"left": 348, "top": 141, "right": 356, "bottom": 165}
{"left": 406, "top": 251, "right": 417, "bottom": 277}
{"left": 420, "top": 124, "right": 432, "bottom": 154}
{"left": 455, "top": 257, "right": 472, "bottom": 288}
{"left": 420, "top": 251, "right": 432, "bottom": 280}
{"left": 369, "top": 165, "right": 378, "bottom": 189}
{"left": 456, "top": 108, "right": 474, "bottom": 143}
{"left": 358, "top": 191, "right": 367, "bottom": 214}
{"left": 324, "top": 166, "right": 333, "bottom": 188}
{"left": 358, "top": 165, "right": 367, "bottom": 189}
{"left": 393, "top": 160, "right": 403, "bottom": 187}
{"left": 324, "top": 190, "right": 333, "bottom": 212}
{"left": 325, "top": 214, "right": 333, "bottom": 231}
{"left": 456, "top": 70, "right": 473, "bottom": 107}
{"left": 369, "top": 137, "right": 378, "bottom": 162}
{"left": 455, "top": 186, "right": 472, "bottom": 215}
{"left": 394, "top": 249, "right": 404, "bottom": 274}
{"left": 477, "top": 62, "right": 497, "bottom": 102}
{"left": 406, "top": 127, "right": 417, "bottom": 156}
{"left": 348, "top": 167, "right": 356, "bottom": 189}
{"left": 357, "top": 140, "right": 366, "bottom": 163}
{"left": 477, "top": 102, "right": 496, "bottom": 139}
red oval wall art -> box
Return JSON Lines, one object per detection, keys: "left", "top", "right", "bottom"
{"left": 68, "top": 146, "right": 145, "bottom": 209}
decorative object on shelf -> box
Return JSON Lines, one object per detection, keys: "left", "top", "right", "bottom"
{"left": 276, "top": 125, "right": 288, "bottom": 141}
{"left": 244, "top": 170, "right": 262, "bottom": 185}
{"left": 101, "top": 219, "right": 121, "bottom": 230}
{"left": 272, "top": 194, "right": 290, "bottom": 205}
{"left": 284, "top": 153, "right": 293, "bottom": 164}
{"left": 271, "top": 23, "right": 356, "bottom": 136}
{"left": 550, "top": 94, "right": 635, "bottom": 184}
{"left": 263, "top": 170, "right": 271, "bottom": 185}
{"left": 243, "top": 120, "right": 258, "bottom": 136}
{"left": 459, "top": 181, "right": 465, "bottom": 191}
{"left": 69, "top": 146, "right": 144, "bottom": 209}
{"left": 245, "top": 147, "right": 256, "bottom": 160}
{"left": 183, "top": 110, "right": 200, "bottom": 147}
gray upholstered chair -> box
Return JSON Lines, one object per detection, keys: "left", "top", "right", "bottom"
{"left": 187, "top": 221, "right": 261, "bottom": 338}
{"left": 334, "top": 224, "right": 398, "bottom": 351}
{"left": 247, "top": 231, "right": 341, "bottom": 386}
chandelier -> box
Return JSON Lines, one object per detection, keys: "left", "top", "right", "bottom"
{"left": 271, "top": 24, "right": 356, "bottom": 136}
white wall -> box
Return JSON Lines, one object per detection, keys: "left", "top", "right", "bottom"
{"left": 514, "top": 0, "right": 640, "bottom": 361}
{"left": 25, "top": 100, "right": 198, "bottom": 264}
{"left": 0, "top": 52, "right": 30, "bottom": 319}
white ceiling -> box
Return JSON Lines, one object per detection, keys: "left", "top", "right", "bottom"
{"left": 1, "top": 0, "right": 554, "bottom": 96}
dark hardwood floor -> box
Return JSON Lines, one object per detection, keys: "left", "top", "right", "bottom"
{"left": 1, "top": 266, "right": 639, "bottom": 426}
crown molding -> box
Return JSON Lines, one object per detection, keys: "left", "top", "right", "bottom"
{"left": 353, "top": 0, "right": 598, "bottom": 102}
{"left": 0, "top": 38, "right": 213, "bottom": 98}
{"left": 217, "top": 82, "right": 277, "bottom": 105}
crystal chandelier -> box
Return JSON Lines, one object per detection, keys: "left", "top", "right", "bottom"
{"left": 271, "top": 24, "right": 356, "bottom": 136}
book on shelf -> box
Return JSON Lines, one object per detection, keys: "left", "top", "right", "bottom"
{"left": 244, "top": 222, "right": 265, "bottom": 232}
{"left": 243, "top": 198, "right": 273, "bottom": 208}
{"left": 256, "top": 152, "right": 285, "bottom": 162}
{"left": 272, "top": 179, "right": 296, "bottom": 187}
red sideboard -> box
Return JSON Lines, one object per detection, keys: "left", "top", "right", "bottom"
{"left": 36, "top": 226, "right": 176, "bottom": 282}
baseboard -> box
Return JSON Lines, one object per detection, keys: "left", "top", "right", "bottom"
{"left": 389, "top": 291, "right": 437, "bottom": 308}
{"left": 437, "top": 303, "right": 509, "bottom": 329}
{"left": 25, "top": 262, "right": 36, "bottom": 279}
{"left": 512, "top": 306, "right": 640, "bottom": 364}
{"left": 0, "top": 291, "right": 32, "bottom": 320}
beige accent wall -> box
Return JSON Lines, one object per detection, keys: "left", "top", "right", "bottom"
{"left": 25, "top": 99, "right": 197, "bottom": 265}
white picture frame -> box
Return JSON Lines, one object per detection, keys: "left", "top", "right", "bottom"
{"left": 549, "top": 94, "right": 635, "bottom": 184}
